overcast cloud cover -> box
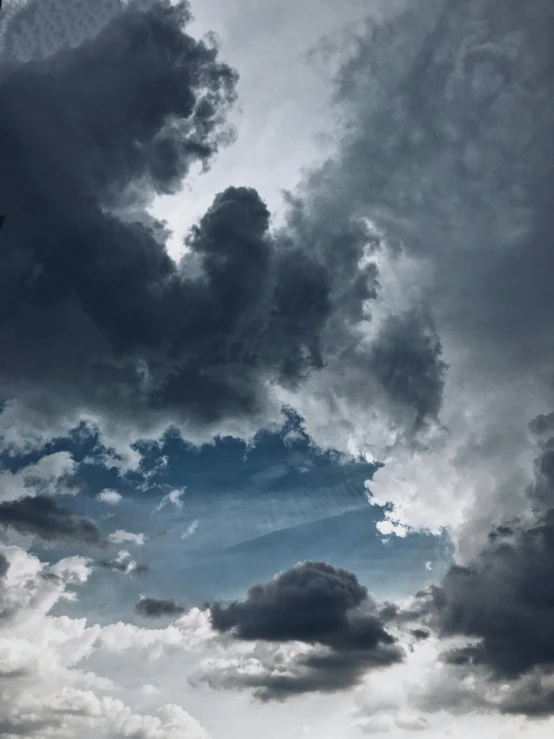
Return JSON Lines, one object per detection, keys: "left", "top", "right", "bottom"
{"left": 0, "top": 0, "right": 553, "bottom": 737}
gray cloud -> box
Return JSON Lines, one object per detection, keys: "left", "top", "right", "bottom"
{"left": 135, "top": 597, "right": 186, "bottom": 619}
{"left": 0, "top": 552, "right": 9, "bottom": 579}
{"left": 434, "top": 419, "right": 554, "bottom": 678}
{"left": 0, "top": 495, "right": 102, "bottom": 545}
{"left": 265, "top": 0, "right": 554, "bottom": 543}
{"left": 307, "top": 3, "right": 554, "bottom": 716}
{"left": 208, "top": 562, "right": 403, "bottom": 699}
{"left": 98, "top": 558, "right": 149, "bottom": 576}
{"left": 0, "top": 0, "right": 445, "bottom": 456}
{"left": 0, "top": 718, "right": 56, "bottom": 737}
{"left": 386, "top": 415, "right": 554, "bottom": 718}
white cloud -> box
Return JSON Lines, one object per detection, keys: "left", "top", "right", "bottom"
{"left": 108, "top": 530, "right": 146, "bottom": 546}
{"left": 375, "top": 520, "right": 408, "bottom": 539}
{"left": 181, "top": 520, "right": 198, "bottom": 540}
{"left": 0, "top": 451, "right": 79, "bottom": 503}
{"left": 96, "top": 489, "right": 122, "bottom": 505}
{"left": 0, "top": 544, "right": 211, "bottom": 739}
{"left": 155, "top": 489, "right": 185, "bottom": 513}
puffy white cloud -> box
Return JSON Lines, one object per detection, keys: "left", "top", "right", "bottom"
{"left": 96, "top": 489, "right": 123, "bottom": 506}
{"left": 0, "top": 544, "right": 212, "bottom": 739}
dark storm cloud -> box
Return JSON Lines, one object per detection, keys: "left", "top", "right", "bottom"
{"left": 368, "top": 315, "right": 445, "bottom": 430}
{"left": 394, "top": 415, "right": 554, "bottom": 717}
{"left": 329, "top": 0, "right": 554, "bottom": 352}
{"left": 0, "top": 495, "right": 102, "bottom": 545}
{"left": 435, "top": 421, "right": 554, "bottom": 678}
{"left": 290, "top": 0, "right": 554, "bottom": 717}
{"left": 278, "top": 0, "right": 554, "bottom": 465}
{"left": 134, "top": 596, "right": 185, "bottom": 618}
{"left": 0, "top": 0, "right": 446, "bottom": 451}
{"left": 208, "top": 562, "right": 403, "bottom": 699}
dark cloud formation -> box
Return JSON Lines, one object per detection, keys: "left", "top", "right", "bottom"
{"left": 0, "top": 552, "right": 8, "bottom": 579}
{"left": 395, "top": 414, "right": 554, "bottom": 717}
{"left": 0, "top": 495, "right": 102, "bottom": 545}
{"left": 0, "top": 0, "right": 445, "bottom": 454}
{"left": 209, "top": 562, "right": 403, "bottom": 699}
{"left": 439, "top": 420, "right": 554, "bottom": 676}
{"left": 295, "top": 0, "right": 554, "bottom": 538}
{"left": 293, "top": 0, "right": 554, "bottom": 718}
{"left": 135, "top": 596, "right": 185, "bottom": 619}
{"left": 328, "top": 0, "right": 554, "bottom": 359}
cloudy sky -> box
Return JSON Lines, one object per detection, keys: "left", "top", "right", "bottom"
{"left": 0, "top": 0, "right": 553, "bottom": 737}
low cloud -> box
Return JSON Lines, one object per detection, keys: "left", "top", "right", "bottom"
{"left": 0, "top": 544, "right": 211, "bottom": 738}
{"left": 206, "top": 562, "right": 403, "bottom": 699}
{"left": 135, "top": 597, "right": 186, "bottom": 619}
{"left": 96, "top": 490, "right": 122, "bottom": 506}
{"left": 0, "top": 495, "right": 102, "bottom": 545}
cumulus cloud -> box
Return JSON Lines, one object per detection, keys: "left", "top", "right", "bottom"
{"left": 96, "top": 489, "right": 122, "bottom": 506}
{"left": 391, "top": 413, "right": 554, "bottom": 718}
{"left": 0, "top": 543, "right": 211, "bottom": 738}
{"left": 135, "top": 597, "right": 186, "bottom": 619}
{"left": 0, "top": 495, "right": 102, "bottom": 545}
{"left": 0, "top": 0, "right": 446, "bottom": 464}
{"left": 317, "top": 0, "right": 554, "bottom": 551}
{"left": 1, "top": 0, "right": 553, "bottom": 729}
{"left": 205, "top": 562, "right": 403, "bottom": 699}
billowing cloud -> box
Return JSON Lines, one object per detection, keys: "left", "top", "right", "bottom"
{"left": 0, "top": 495, "right": 102, "bottom": 545}
{"left": 365, "top": 411, "right": 554, "bottom": 721}
{"left": 206, "top": 562, "right": 403, "bottom": 699}
{"left": 395, "top": 413, "right": 554, "bottom": 717}
{"left": 0, "top": 544, "right": 211, "bottom": 738}
{"left": 135, "top": 597, "right": 186, "bottom": 619}
{"left": 0, "top": 0, "right": 445, "bottom": 462}
{"left": 324, "top": 0, "right": 554, "bottom": 548}
{"left": 1, "top": 0, "right": 553, "bottom": 730}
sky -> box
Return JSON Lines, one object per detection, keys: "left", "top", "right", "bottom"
{"left": 0, "top": 0, "right": 553, "bottom": 737}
